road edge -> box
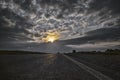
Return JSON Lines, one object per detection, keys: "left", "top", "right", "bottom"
{"left": 62, "top": 54, "right": 113, "bottom": 80}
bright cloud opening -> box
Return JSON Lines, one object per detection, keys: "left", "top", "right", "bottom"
{"left": 42, "top": 32, "right": 60, "bottom": 43}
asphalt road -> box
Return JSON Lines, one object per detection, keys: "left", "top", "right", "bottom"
{"left": 0, "top": 54, "right": 112, "bottom": 80}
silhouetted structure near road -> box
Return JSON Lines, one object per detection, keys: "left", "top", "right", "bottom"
{"left": 57, "top": 52, "right": 60, "bottom": 54}
{"left": 72, "top": 50, "right": 76, "bottom": 53}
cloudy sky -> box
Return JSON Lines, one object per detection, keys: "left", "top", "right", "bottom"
{"left": 0, "top": 0, "right": 120, "bottom": 53}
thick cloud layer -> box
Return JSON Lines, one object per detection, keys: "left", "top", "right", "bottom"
{"left": 0, "top": 0, "right": 120, "bottom": 52}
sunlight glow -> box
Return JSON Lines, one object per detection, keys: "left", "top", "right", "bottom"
{"left": 42, "top": 32, "right": 60, "bottom": 43}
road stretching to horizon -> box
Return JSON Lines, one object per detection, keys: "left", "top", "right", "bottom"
{"left": 0, "top": 53, "right": 114, "bottom": 80}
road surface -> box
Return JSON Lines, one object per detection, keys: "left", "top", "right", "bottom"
{"left": 0, "top": 54, "right": 112, "bottom": 80}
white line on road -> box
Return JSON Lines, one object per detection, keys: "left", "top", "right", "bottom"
{"left": 62, "top": 54, "right": 113, "bottom": 80}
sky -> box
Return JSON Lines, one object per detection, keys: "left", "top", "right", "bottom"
{"left": 0, "top": 0, "right": 120, "bottom": 53}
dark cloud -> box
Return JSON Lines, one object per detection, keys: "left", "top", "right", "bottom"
{"left": 88, "top": 0, "right": 120, "bottom": 14}
{"left": 62, "top": 26, "right": 120, "bottom": 45}
{"left": 0, "top": 7, "right": 33, "bottom": 42}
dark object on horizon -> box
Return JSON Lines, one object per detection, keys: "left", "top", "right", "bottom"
{"left": 105, "top": 49, "right": 120, "bottom": 53}
{"left": 105, "top": 49, "right": 114, "bottom": 52}
{"left": 57, "top": 52, "right": 60, "bottom": 54}
{"left": 72, "top": 50, "right": 76, "bottom": 53}
{"left": 105, "top": 49, "right": 120, "bottom": 55}
{"left": 68, "top": 49, "right": 120, "bottom": 55}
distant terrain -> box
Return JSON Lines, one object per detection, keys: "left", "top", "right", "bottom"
{"left": 0, "top": 50, "right": 48, "bottom": 55}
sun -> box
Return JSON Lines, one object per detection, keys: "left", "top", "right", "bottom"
{"left": 47, "top": 36, "right": 56, "bottom": 43}
{"left": 42, "top": 32, "right": 60, "bottom": 43}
